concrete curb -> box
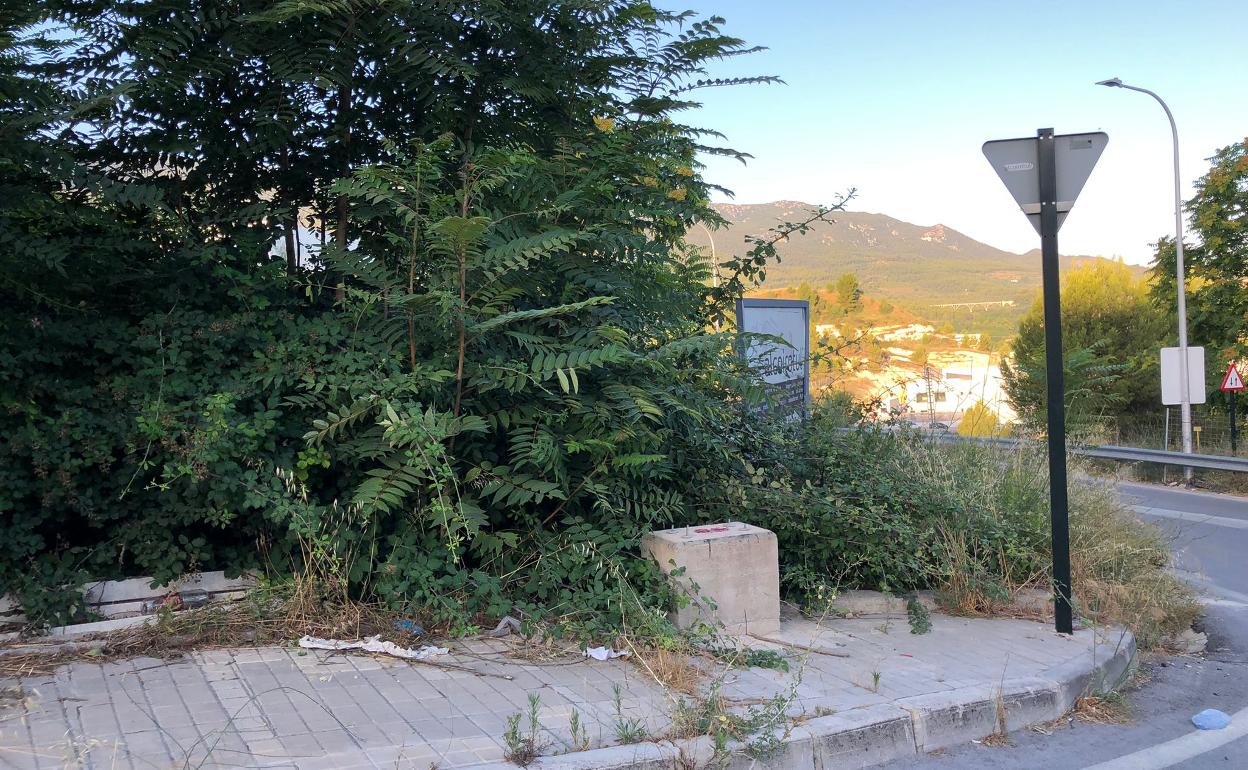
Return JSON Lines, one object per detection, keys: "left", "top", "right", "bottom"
{"left": 826, "top": 590, "right": 939, "bottom": 616}
{"left": 463, "top": 629, "right": 1137, "bottom": 770}
{"left": 0, "top": 614, "right": 154, "bottom": 644}
{"left": 827, "top": 589, "right": 1053, "bottom": 617}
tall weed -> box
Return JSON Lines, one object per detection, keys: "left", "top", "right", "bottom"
{"left": 755, "top": 402, "right": 1199, "bottom": 649}
{"left": 893, "top": 432, "right": 1199, "bottom": 647}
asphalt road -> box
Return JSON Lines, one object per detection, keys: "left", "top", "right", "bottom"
{"left": 883, "top": 479, "right": 1248, "bottom": 770}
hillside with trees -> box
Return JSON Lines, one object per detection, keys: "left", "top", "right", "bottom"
{"left": 687, "top": 201, "right": 1141, "bottom": 338}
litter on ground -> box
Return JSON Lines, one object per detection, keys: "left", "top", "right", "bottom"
{"left": 298, "top": 635, "right": 448, "bottom": 661}
{"left": 1191, "top": 708, "right": 1231, "bottom": 730}
{"left": 584, "top": 646, "right": 629, "bottom": 661}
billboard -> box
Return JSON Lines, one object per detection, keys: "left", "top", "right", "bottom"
{"left": 735, "top": 298, "right": 810, "bottom": 417}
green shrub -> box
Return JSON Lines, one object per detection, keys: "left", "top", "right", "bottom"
{"left": 729, "top": 406, "right": 957, "bottom": 597}
{"left": 1, "top": 5, "right": 804, "bottom": 632}
{"left": 957, "top": 400, "right": 1000, "bottom": 437}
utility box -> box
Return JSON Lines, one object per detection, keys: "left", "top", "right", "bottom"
{"left": 641, "top": 523, "right": 780, "bottom": 637}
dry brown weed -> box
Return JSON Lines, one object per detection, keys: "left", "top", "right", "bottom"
{"left": 1073, "top": 693, "right": 1133, "bottom": 725}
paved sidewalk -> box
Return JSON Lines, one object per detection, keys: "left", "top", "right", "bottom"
{"left": 0, "top": 613, "right": 1133, "bottom": 770}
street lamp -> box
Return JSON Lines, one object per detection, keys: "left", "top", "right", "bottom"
{"left": 696, "top": 221, "right": 720, "bottom": 290}
{"left": 696, "top": 222, "right": 722, "bottom": 331}
{"left": 1097, "top": 77, "right": 1193, "bottom": 481}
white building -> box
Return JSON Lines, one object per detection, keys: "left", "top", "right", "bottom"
{"left": 901, "top": 352, "right": 1016, "bottom": 423}
{"left": 871, "top": 323, "right": 935, "bottom": 342}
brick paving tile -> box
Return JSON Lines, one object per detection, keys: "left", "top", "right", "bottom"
{"left": 0, "top": 615, "right": 1115, "bottom": 769}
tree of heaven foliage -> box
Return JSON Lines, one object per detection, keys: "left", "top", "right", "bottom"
{"left": 2, "top": 2, "right": 817, "bottom": 632}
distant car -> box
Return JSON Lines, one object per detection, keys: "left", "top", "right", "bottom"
{"left": 892, "top": 419, "right": 949, "bottom": 435}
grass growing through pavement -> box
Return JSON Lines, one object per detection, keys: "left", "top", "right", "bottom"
{"left": 0, "top": 534, "right": 416, "bottom": 676}
{"left": 502, "top": 693, "right": 547, "bottom": 766}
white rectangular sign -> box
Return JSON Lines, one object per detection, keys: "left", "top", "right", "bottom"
{"left": 1160, "top": 346, "right": 1206, "bottom": 405}
{"left": 736, "top": 298, "right": 810, "bottom": 416}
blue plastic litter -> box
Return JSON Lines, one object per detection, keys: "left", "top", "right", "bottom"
{"left": 1192, "top": 709, "right": 1231, "bottom": 730}
{"left": 394, "top": 619, "right": 424, "bottom": 635}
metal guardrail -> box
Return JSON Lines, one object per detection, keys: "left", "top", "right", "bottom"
{"left": 1075, "top": 444, "right": 1248, "bottom": 473}
{"left": 921, "top": 431, "right": 1248, "bottom": 473}
{"left": 845, "top": 425, "right": 1248, "bottom": 472}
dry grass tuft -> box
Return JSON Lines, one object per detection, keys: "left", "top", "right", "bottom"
{"left": 630, "top": 646, "right": 702, "bottom": 695}
{"left": 977, "top": 688, "right": 1012, "bottom": 747}
{"left": 1073, "top": 693, "right": 1133, "bottom": 725}
{"left": 670, "top": 746, "right": 701, "bottom": 770}
{"left": 980, "top": 731, "right": 1012, "bottom": 748}
{"left": 1066, "top": 481, "right": 1202, "bottom": 649}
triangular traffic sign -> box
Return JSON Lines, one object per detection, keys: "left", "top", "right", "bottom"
{"left": 983, "top": 132, "right": 1108, "bottom": 234}
{"left": 1222, "top": 363, "right": 1245, "bottom": 391}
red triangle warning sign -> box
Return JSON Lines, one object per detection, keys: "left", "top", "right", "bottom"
{"left": 1222, "top": 363, "right": 1245, "bottom": 391}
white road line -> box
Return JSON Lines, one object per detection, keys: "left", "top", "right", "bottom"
{"left": 1082, "top": 704, "right": 1248, "bottom": 769}
{"left": 1170, "top": 569, "right": 1248, "bottom": 606}
{"left": 1133, "top": 505, "right": 1248, "bottom": 530}
{"left": 1085, "top": 487, "right": 1248, "bottom": 768}
{"left": 1117, "top": 481, "right": 1248, "bottom": 506}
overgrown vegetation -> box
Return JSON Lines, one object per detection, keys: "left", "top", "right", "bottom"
{"left": 730, "top": 403, "right": 1199, "bottom": 650}
{"left": 503, "top": 693, "right": 547, "bottom": 766}
{"left": 0, "top": 2, "right": 819, "bottom": 632}
{"left": 611, "top": 684, "right": 649, "bottom": 744}
{"left": 1, "top": 1, "right": 1195, "bottom": 663}
{"left": 665, "top": 677, "right": 796, "bottom": 761}
{"left": 905, "top": 594, "right": 931, "bottom": 635}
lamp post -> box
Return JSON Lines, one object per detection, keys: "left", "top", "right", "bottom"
{"left": 1097, "top": 77, "right": 1193, "bottom": 482}
{"left": 697, "top": 222, "right": 722, "bottom": 331}
{"left": 696, "top": 222, "right": 720, "bottom": 290}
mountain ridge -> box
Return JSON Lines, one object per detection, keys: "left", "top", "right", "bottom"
{"left": 688, "top": 201, "right": 1139, "bottom": 336}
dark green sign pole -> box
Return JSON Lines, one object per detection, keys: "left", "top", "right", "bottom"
{"left": 984, "top": 127, "right": 1106, "bottom": 636}
{"left": 1037, "top": 127, "right": 1074, "bottom": 635}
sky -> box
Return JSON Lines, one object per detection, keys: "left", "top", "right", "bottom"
{"left": 677, "top": 0, "right": 1247, "bottom": 264}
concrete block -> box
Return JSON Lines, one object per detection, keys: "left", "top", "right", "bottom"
{"left": 641, "top": 523, "right": 780, "bottom": 636}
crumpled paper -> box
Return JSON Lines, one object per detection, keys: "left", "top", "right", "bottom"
{"left": 584, "top": 646, "right": 630, "bottom": 661}
{"left": 298, "top": 634, "right": 448, "bottom": 661}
